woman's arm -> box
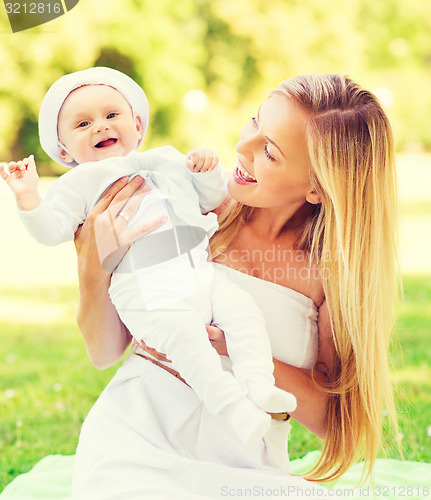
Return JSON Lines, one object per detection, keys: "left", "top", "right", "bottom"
{"left": 210, "top": 334, "right": 329, "bottom": 438}
{"left": 208, "top": 300, "right": 335, "bottom": 439}
{"left": 74, "top": 176, "right": 167, "bottom": 370}
{"left": 75, "top": 221, "right": 130, "bottom": 370}
{"left": 273, "top": 361, "right": 329, "bottom": 439}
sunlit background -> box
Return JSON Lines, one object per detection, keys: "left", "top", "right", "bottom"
{"left": 1, "top": 0, "right": 431, "bottom": 166}
{"left": 1, "top": 0, "right": 430, "bottom": 283}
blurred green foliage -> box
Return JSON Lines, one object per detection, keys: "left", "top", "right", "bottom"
{"left": 0, "top": 0, "right": 430, "bottom": 175}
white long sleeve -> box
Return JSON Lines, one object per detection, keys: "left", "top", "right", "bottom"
{"left": 17, "top": 147, "right": 226, "bottom": 247}
{"left": 18, "top": 187, "right": 87, "bottom": 246}
{"left": 189, "top": 165, "right": 227, "bottom": 213}
{"left": 141, "top": 146, "right": 227, "bottom": 213}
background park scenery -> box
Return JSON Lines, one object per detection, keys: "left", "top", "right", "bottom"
{"left": 0, "top": 0, "right": 430, "bottom": 491}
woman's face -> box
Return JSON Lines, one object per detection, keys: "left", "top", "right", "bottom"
{"left": 228, "top": 94, "right": 317, "bottom": 210}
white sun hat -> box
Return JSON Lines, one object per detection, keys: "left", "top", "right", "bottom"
{"left": 38, "top": 66, "right": 149, "bottom": 168}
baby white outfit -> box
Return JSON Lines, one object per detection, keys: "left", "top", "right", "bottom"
{"left": 19, "top": 146, "right": 297, "bottom": 442}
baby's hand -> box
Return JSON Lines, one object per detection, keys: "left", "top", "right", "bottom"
{"left": 0, "top": 160, "right": 26, "bottom": 179}
{"left": 0, "top": 155, "right": 41, "bottom": 210}
{"left": 186, "top": 148, "right": 219, "bottom": 173}
{"left": 0, "top": 155, "right": 38, "bottom": 189}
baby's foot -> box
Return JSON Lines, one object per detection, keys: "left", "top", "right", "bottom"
{"left": 247, "top": 381, "right": 297, "bottom": 414}
{"left": 221, "top": 396, "right": 271, "bottom": 444}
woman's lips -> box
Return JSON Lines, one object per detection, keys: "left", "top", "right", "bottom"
{"left": 233, "top": 161, "right": 257, "bottom": 185}
{"left": 95, "top": 138, "right": 117, "bottom": 148}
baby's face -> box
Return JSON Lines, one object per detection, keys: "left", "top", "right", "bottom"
{"left": 57, "top": 84, "right": 143, "bottom": 165}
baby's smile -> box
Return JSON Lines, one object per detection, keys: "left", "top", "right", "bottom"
{"left": 94, "top": 137, "right": 118, "bottom": 148}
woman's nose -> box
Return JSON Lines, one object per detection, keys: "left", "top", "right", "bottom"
{"left": 236, "top": 133, "right": 254, "bottom": 159}
{"left": 236, "top": 121, "right": 258, "bottom": 157}
{"left": 235, "top": 139, "right": 244, "bottom": 154}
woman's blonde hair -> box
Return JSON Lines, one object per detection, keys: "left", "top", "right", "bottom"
{"left": 211, "top": 74, "right": 400, "bottom": 482}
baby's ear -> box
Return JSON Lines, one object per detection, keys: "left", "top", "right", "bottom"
{"left": 135, "top": 115, "right": 143, "bottom": 138}
{"left": 58, "top": 144, "right": 74, "bottom": 165}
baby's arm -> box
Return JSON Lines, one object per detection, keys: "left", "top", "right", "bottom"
{"left": 2, "top": 157, "right": 87, "bottom": 245}
{"left": 184, "top": 148, "right": 227, "bottom": 213}
{"left": 186, "top": 148, "right": 219, "bottom": 173}
{"left": 0, "top": 155, "right": 41, "bottom": 211}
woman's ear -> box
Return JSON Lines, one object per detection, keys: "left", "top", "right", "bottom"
{"left": 58, "top": 144, "right": 75, "bottom": 165}
{"left": 305, "top": 189, "right": 321, "bottom": 205}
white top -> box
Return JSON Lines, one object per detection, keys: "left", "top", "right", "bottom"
{"left": 215, "top": 263, "right": 319, "bottom": 370}
{"left": 18, "top": 146, "right": 227, "bottom": 246}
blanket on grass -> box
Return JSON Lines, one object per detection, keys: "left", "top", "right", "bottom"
{"left": 1, "top": 452, "right": 430, "bottom": 499}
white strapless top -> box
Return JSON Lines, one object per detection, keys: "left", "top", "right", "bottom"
{"left": 214, "top": 263, "right": 319, "bottom": 370}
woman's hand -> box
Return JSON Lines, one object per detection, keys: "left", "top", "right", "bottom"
{"left": 207, "top": 325, "right": 228, "bottom": 356}
{"left": 90, "top": 176, "right": 167, "bottom": 272}
{"left": 75, "top": 176, "right": 143, "bottom": 272}
{"left": 75, "top": 177, "right": 131, "bottom": 288}
{"left": 75, "top": 175, "right": 167, "bottom": 274}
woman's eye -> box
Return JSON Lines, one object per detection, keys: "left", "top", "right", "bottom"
{"left": 265, "top": 146, "right": 276, "bottom": 162}
{"left": 107, "top": 112, "right": 117, "bottom": 119}
{"left": 77, "top": 121, "right": 90, "bottom": 128}
{"left": 250, "top": 116, "right": 275, "bottom": 161}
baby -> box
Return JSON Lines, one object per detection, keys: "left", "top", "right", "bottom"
{"left": 0, "top": 67, "right": 296, "bottom": 443}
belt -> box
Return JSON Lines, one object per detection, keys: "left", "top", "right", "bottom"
{"left": 134, "top": 351, "right": 189, "bottom": 385}
{"left": 133, "top": 351, "right": 290, "bottom": 421}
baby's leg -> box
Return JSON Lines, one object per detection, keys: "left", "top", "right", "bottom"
{"left": 109, "top": 276, "right": 271, "bottom": 443}
{"left": 211, "top": 270, "right": 297, "bottom": 414}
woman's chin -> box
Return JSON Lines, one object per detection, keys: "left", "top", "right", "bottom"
{"left": 227, "top": 175, "right": 256, "bottom": 204}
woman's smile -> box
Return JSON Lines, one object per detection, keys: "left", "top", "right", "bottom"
{"left": 233, "top": 159, "right": 257, "bottom": 184}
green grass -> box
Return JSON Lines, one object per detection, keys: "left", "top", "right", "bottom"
{"left": 0, "top": 285, "right": 122, "bottom": 490}
{"left": 290, "top": 275, "right": 431, "bottom": 463}
{"left": 388, "top": 275, "right": 431, "bottom": 462}
{"left": 0, "top": 276, "right": 430, "bottom": 491}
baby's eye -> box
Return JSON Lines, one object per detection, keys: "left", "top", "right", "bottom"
{"left": 107, "top": 112, "right": 118, "bottom": 119}
{"left": 251, "top": 117, "right": 258, "bottom": 128}
{"left": 77, "top": 121, "right": 90, "bottom": 128}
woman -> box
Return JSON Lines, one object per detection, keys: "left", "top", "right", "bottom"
{"left": 72, "top": 74, "right": 399, "bottom": 498}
